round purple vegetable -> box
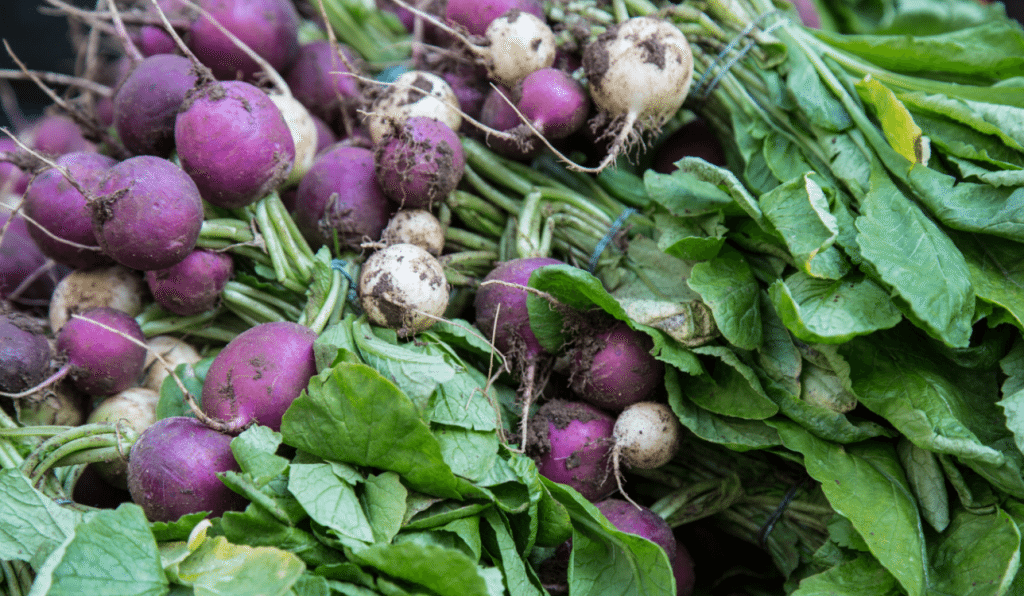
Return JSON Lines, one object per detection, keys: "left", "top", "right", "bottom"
{"left": 595, "top": 498, "right": 677, "bottom": 559}
{"left": 527, "top": 398, "right": 616, "bottom": 501}
{"left": 22, "top": 150, "right": 117, "bottom": 269}
{"left": 478, "top": 85, "right": 539, "bottom": 160}
{"left": 25, "top": 114, "right": 95, "bottom": 156}
{"left": 284, "top": 40, "right": 362, "bottom": 127}
{"left": 0, "top": 314, "right": 52, "bottom": 394}
{"left": 474, "top": 257, "right": 562, "bottom": 363}
{"left": 145, "top": 248, "right": 234, "bottom": 315}
{"left": 570, "top": 321, "right": 664, "bottom": 412}
{"left": 374, "top": 116, "right": 465, "bottom": 210}
{"left": 175, "top": 80, "right": 295, "bottom": 209}
{"left": 55, "top": 306, "right": 147, "bottom": 397}
{"left": 113, "top": 53, "right": 198, "bottom": 157}
{"left": 293, "top": 144, "right": 392, "bottom": 251}
{"left": 188, "top": 0, "right": 300, "bottom": 81}
{"left": 444, "top": 0, "right": 544, "bottom": 37}
{"left": 201, "top": 321, "right": 318, "bottom": 431}
{"left": 134, "top": 0, "right": 192, "bottom": 57}
{"left": 127, "top": 416, "right": 247, "bottom": 522}
{"left": 93, "top": 155, "right": 204, "bottom": 271}
{"left": 515, "top": 67, "right": 589, "bottom": 140}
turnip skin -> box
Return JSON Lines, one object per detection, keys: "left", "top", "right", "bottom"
{"left": 93, "top": 155, "right": 205, "bottom": 271}
{"left": 595, "top": 498, "right": 678, "bottom": 559}
{"left": 515, "top": 67, "right": 589, "bottom": 140}
{"left": 473, "top": 257, "right": 563, "bottom": 363}
{"left": 112, "top": 54, "right": 197, "bottom": 158}
{"left": 144, "top": 248, "right": 234, "bottom": 316}
{"left": 444, "top": 0, "right": 544, "bottom": 36}
{"left": 293, "top": 144, "right": 392, "bottom": 251}
{"left": 284, "top": 40, "right": 363, "bottom": 126}
{"left": 484, "top": 10, "right": 557, "bottom": 88}
{"left": 174, "top": 80, "right": 295, "bottom": 209}
{"left": 374, "top": 116, "right": 465, "bottom": 210}
{"left": 672, "top": 544, "right": 696, "bottom": 596}
{"left": 365, "top": 71, "right": 462, "bottom": 146}
{"left": 527, "top": 399, "right": 616, "bottom": 501}
{"left": 48, "top": 264, "right": 146, "bottom": 333}
{"left": 201, "top": 321, "right": 318, "bottom": 432}
{"left": 380, "top": 209, "right": 445, "bottom": 257}
{"left": 570, "top": 321, "right": 664, "bottom": 412}
{"left": 358, "top": 243, "right": 450, "bottom": 335}
{"left": 0, "top": 212, "right": 59, "bottom": 305}
{"left": 141, "top": 335, "right": 202, "bottom": 393}
{"left": 613, "top": 401, "right": 682, "bottom": 470}
{"left": 187, "top": 0, "right": 300, "bottom": 82}
{"left": 22, "top": 151, "right": 116, "bottom": 269}
{"left": 25, "top": 114, "right": 95, "bottom": 156}
{"left": 56, "top": 306, "right": 147, "bottom": 397}
{"left": 0, "top": 315, "right": 52, "bottom": 394}
{"left": 127, "top": 416, "right": 247, "bottom": 522}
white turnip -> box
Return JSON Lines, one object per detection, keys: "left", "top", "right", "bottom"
{"left": 358, "top": 243, "right": 450, "bottom": 336}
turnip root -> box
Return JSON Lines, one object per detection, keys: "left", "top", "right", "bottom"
{"left": 580, "top": 17, "right": 694, "bottom": 172}
{"left": 380, "top": 209, "right": 445, "bottom": 257}
{"left": 527, "top": 398, "right": 616, "bottom": 501}
{"left": 48, "top": 264, "right": 146, "bottom": 333}
{"left": 374, "top": 116, "right": 465, "bottom": 210}
{"left": 15, "top": 380, "right": 86, "bottom": 427}
{"left": 24, "top": 114, "right": 95, "bottom": 156}
{"left": 443, "top": 0, "right": 544, "bottom": 36}
{"left": 365, "top": 71, "right": 462, "bottom": 146}
{"left": 595, "top": 498, "right": 677, "bottom": 559}
{"left": 127, "top": 416, "right": 247, "bottom": 521}
{"left": 144, "top": 248, "right": 234, "bottom": 316}
{"left": 112, "top": 53, "right": 198, "bottom": 157}
{"left": 358, "top": 243, "right": 450, "bottom": 336}
{"left": 187, "top": 0, "right": 300, "bottom": 81}
{"left": 570, "top": 321, "right": 664, "bottom": 412}
{"left": 0, "top": 212, "right": 60, "bottom": 306}
{"left": 141, "top": 335, "right": 202, "bottom": 392}
{"left": 201, "top": 321, "right": 317, "bottom": 431}
{"left": 0, "top": 314, "right": 52, "bottom": 394}
{"left": 56, "top": 306, "right": 148, "bottom": 397}
{"left": 514, "top": 67, "right": 589, "bottom": 140}
{"left": 284, "top": 40, "right": 363, "bottom": 127}
{"left": 613, "top": 401, "right": 681, "bottom": 470}
{"left": 22, "top": 151, "right": 117, "bottom": 269}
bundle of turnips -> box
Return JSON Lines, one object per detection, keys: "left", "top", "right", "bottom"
{"left": 2, "top": 0, "right": 1024, "bottom": 594}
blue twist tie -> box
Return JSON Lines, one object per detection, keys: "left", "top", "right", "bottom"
{"left": 692, "top": 11, "right": 785, "bottom": 101}
{"left": 588, "top": 208, "right": 636, "bottom": 273}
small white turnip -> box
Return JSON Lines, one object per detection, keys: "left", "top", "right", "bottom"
{"left": 365, "top": 71, "right": 462, "bottom": 145}
{"left": 613, "top": 400, "right": 681, "bottom": 470}
{"left": 380, "top": 209, "right": 445, "bottom": 257}
{"left": 358, "top": 243, "right": 450, "bottom": 336}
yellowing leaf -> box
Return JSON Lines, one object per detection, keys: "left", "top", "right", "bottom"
{"left": 856, "top": 76, "right": 931, "bottom": 169}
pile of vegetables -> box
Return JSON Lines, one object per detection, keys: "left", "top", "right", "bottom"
{"left": 1, "top": 0, "right": 1023, "bottom": 594}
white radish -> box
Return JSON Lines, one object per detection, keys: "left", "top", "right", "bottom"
{"left": 381, "top": 210, "right": 445, "bottom": 257}
{"left": 364, "top": 71, "right": 462, "bottom": 146}
{"left": 358, "top": 243, "right": 450, "bottom": 336}
{"left": 613, "top": 401, "right": 681, "bottom": 470}
{"left": 483, "top": 11, "right": 557, "bottom": 87}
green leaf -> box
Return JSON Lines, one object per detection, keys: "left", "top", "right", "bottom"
{"left": 231, "top": 425, "right": 288, "bottom": 488}
{"left": 151, "top": 512, "right": 211, "bottom": 544}
{"left": 769, "top": 420, "right": 928, "bottom": 596}
{"left": 786, "top": 51, "right": 853, "bottom": 132}
{"left": 157, "top": 359, "right": 211, "bottom": 420}
{"left": 347, "top": 542, "right": 491, "bottom": 596}
{"left": 643, "top": 166, "right": 740, "bottom": 219}
{"left": 175, "top": 534, "right": 305, "bottom": 596}
{"left": 855, "top": 166, "right": 974, "bottom": 347}
{"left": 768, "top": 272, "right": 902, "bottom": 344}
{"left": 855, "top": 77, "right": 930, "bottom": 168}
{"left": 287, "top": 462, "right": 375, "bottom": 545}
{"left": 363, "top": 472, "right": 407, "bottom": 544}
{"left": 666, "top": 367, "right": 781, "bottom": 450}
{"left": 926, "top": 507, "right": 1021, "bottom": 596}
{"left": 760, "top": 173, "right": 850, "bottom": 279}
{"left": 686, "top": 346, "right": 779, "bottom": 419}
{"left": 791, "top": 555, "right": 901, "bottom": 595}
{"left": 998, "top": 340, "right": 1024, "bottom": 456}
{"left": 896, "top": 439, "right": 950, "bottom": 532}
{"left": 280, "top": 363, "right": 462, "bottom": 499}
{"left": 481, "top": 508, "right": 545, "bottom": 596}
{"left": 29, "top": 504, "right": 168, "bottom": 596}
{"left": 542, "top": 479, "right": 675, "bottom": 596}
{"left": 0, "top": 468, "right": 81, "bottom": 564}
{"left": 949, "top": 231, "right": 1024, "bottom": 332}
{"left": 906, "top": 164, "right": 1024, "bottom": 243}
{"left": 352, "top": 320, "right": 457, "bottom": 412}
{"left": 433, "top": 425, "right": 500, "bottom": 481}
{"left": 655, "top": 212, "right": 727, "bottom": 262}
{"left": 688, "top": 247, "right": 763, "bottom": 350}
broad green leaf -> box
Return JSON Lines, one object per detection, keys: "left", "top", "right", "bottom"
{"left": 219, "top": 504, "right": 344, "bottom": 567}
{"left": 791, "top": 555, "right": 900, "bottom": 595}
{"left": 347, "top": 541, "right": 491, "bottom": 596}
{"left": 314, "top": 316, "right": 361, "bottom": 370}
{"left": 688, "top": 247, "right": 763, "bottom": 350}
{"left": 926, "top": 507, "right": 1021, "bottom": 596}
{"left": 363, "top": 472, "right": 407, "bottom": 545}
{"left": 353, "top": 319, "right": 457, "bottom": 411}
{"left": 157, "top": 359, "right": 210, "bottom": 420}
{"left": 151, "top": 512, "right": 211, "bottom": 543}
{"left": 542, "top": 479, "right": 675, "bottom": 596}
{"left": 769, "top": 420, "right": 928, "bottom": 596}
{"left": 655, "top": 212, "right": 727, "bottom": 261}
{"left": 481, "top": 508, "right": 544, "bottom": 596}
{"left": 643, "top": 165, "right": 741, "bottom": 218}
{"left": 28, "top": 504, "right": 167, "bottom": 596}
{"left": 0, "top": 468, "right": 81, "bottom": 565}
{"left": 433, "top": 425, "right": 500, "bottom": 481}
{"left": 786, "top": 51, "right": 853, "bottom": 132}
{"left": 175, "top": 535, "right": 304, "bottom": 596}
{"left": 280, "top": 363, "right": 462, "bottom": 499}
{"left": 760, "top": 173, "right": 850, "bottom": 279}
{"left": 231, "top": 425, "right": 288, "bottom": 488}
{"left": 686, "top": 345, "right": 779, "bottom": 419}
{"left": 999, "top": 341, "right": 1024, "bottom": 455}
{"left": 526, "top": 263, "right": 628, "bottom": 353}
{"left": 288, "top": 462, "right": 375, "bottom": 544}
{"left": 756, "top": 291, "right": 802, "bottom": 397}
{"left": 855, "top": 166, "right": 974, "bottom": 347}
{"left": 949, "top": 231, "right": 1024, "bottom": 332}
{"left": 661, "top": 157, "right": 765, "bottom": 223}
{"left": 666, "top": 367, "right": 781, "bottom": 451}
{"left": 896, "top": 439, "right": 949, "bottom": 532}
{"left": 761, "top": 375, "right": 893, "bottom": 444}
{"left": 906, "top": 164, "right": 1024, "bottom": 243}
{"left": 910, "top": 111, "right": 1024, "bottom": 168}
{"left": 855, "top": 77, "right": 930, "bottom": 168}
{"left": 768, "top": 272, "right": 902, "bottom": 344}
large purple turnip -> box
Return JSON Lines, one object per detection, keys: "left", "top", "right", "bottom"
{"left": 570, "top": 321, "right": 664, "bottom": 412}
{"left": 187, "top": 0, "right": 300, "bottom": 81}
{"left": 55, "top": 306, "right": 147, "bottom": 397}
{"left": 527, "top": 398, "right": 616, "bottom": 501}
{"left": 112, "top": 53, "right": 198, "bottom": 157}
{"left": 284, "top": 40, "right": 362, "bottom": 127}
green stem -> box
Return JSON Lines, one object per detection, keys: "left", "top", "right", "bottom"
{"left": 222, "top": 286, "right": 292, "bottom": 324}
{"left": 224, "top": 282, "right": 303, "bottom": 320}
{"left": 137, "top": 308, "right": 222, "bottom": 338}
{"left": 445, "top": 226, "right": 501, "bottom": 253}
{"left": 462, "top": 138, "right": 534, "bottom": 196}
{"left": 447, "top": 190, "right": 507, "bottom": 226}
{"left": 462, "top": 165, "right": 523, "bottom": 215}
{"left": 252, "top": 199, "right": 291, "bottom": 285}
{"left": 306, "top": 269, "right": 343, "bottom": 335}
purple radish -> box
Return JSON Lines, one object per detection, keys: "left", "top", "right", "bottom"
{"left": 0, "top": 213, "right": 59, "bottom": 306}
{"left": 293, "top": 144, "right": 393, "bottom": 251}
{"left": 135, "top": 0, "right": 192, "bottom": 56}
{"left": 113, "top": 53, "right": 198, "bottom": 157}
{"left": 22, "top": 151, "right": 117, "bottom": 269}
{"left": 478, "top": 85, "right": 539, "bottom": 160}
{"left": 444, "top": 0, "right": 544, "bottom": 37}
{"left": 93, "top": 155, "right": 204, "bottom": 270}
{"left": 188, "top": 0, "right": 300, "bottom": 81}
{"left": 145, "top": 248, "right": 234, "bottom": 315}
{"left": 175, "top": 80, "right": 295, "bottom": 208}
{"left": 25, "top": 114, "right": 95, "bottom": 156}
{"left": 374, "top": 116, "right": 465, "bottom": 210}
{"left": 55, "top": 306, "right": 147, "bottom": 397}
{"left": 672, "top": 544, "right": 696, "bottom": 596}
{"left": 201, "top": 321, "right": 317, "bottom": 432}
{"left": 442, "top": 68, "right": 487, "bottom": 124}
{"left": 127, "top": 416, "right": 247, "bottom": 522}
{"left": 474, "top": 257, "right": 563, "bottom": 362}
{"left": 527, "top": 398, "right": 616, "bottom": 501}
{"left": 515, "top": 67, "right": 589, "bottom": 140}
{"left": 595, "top": 498, "right": 677, "bottom": 559}
{"left": 0, "top": 314, "right": 52, "bottom": 394}
{"left": 312, "top": 115, "right": 338, "bottom": 155}
{"left": 284, "top": 40, "right": 363, "bottom": 127}
{"left": 570, "top": 321, "right": 664, "bottom": 412}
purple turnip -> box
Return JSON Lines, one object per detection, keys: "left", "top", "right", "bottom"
{"left": 93, "top": 155, "right": 204, "bottom": 270}
{"left": 374, "top": 116, "right": 465, "bottom": 210}
{"left": 595, "top": 498, "right": 677, "bottom": 559}
{"left": 24, "top": 114, "right": 95, "bottom": 156}
{"left": 55, "top": 306, "right": 147, "bottom": 397}
{"left": 21, "top": 150, "right": 117, "bottom": 269}
{"left": 293, "top": 144, "right": 393, "bottom": 251}
{"left": 514, "top": 67, "right": 589, "bottom": 140}
{"left": 0, "top": 212, "right": 60, "bottom": 306}
{"left": 112, "top": 53, "right": 198, "bottom": 157}
{"left": 570, "top": 321, "right": 664, "bottom": 412}
{"left": 144, "top": 248, "right": 234, "bottom": 316}
{"left": 527, "top": 398, "right": 616, "bottom": 501}
{"left": 443, "top": 0, "right": 544, "bottom": 37}
{"left": 200, "top": 321, "right": 317, "bottom": 432}
{"left": 0, "top": 314, "right": 51, "bottom": 394}
{"left": 127, "top": 416, "right": 247, "bottom": 521}
{"left": 284, "top": 40, "right": 363, "bottom": 127}
{"left": 187, "top": 0, "right": 300, "bottom": 81}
